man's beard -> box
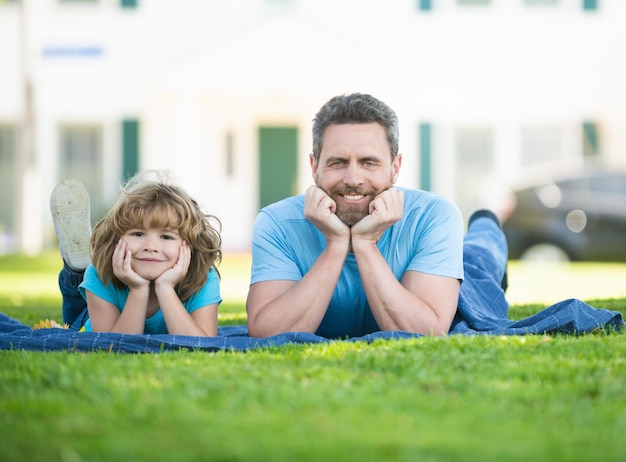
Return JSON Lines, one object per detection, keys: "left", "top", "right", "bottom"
{"left": 335, "top": 202, "right": 369, "bottom": 226}
{"left": 328, "top": 187, "right": 376, "bottom": 227}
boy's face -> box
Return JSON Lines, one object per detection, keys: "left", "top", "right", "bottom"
{"left": 121, "top": 221, "right": 182, "bottom": 280}
{"left": 310, "top": 122, "right": 401, "bottom": 226}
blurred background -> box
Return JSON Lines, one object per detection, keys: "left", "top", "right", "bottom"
{"left": 1, "top": 0, "right": 625, "bottom": 261}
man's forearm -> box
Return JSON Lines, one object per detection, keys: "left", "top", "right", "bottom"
{"left": 247, "top": 242, "right": 349, "bottom": 337}
{"left": 352, "top": 239, "right": 454, "bottom": 335}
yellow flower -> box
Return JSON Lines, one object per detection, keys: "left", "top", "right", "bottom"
{"left": 32, "top": 319, "right": 69, "bottom": 330}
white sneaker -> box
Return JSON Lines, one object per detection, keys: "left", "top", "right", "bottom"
{"left": 50, "top": 179, "right": 92, "bottom": 271}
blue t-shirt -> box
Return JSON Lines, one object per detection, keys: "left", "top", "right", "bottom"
{"left": 79, "top": 265, "right": 221, "bottom": 334}
{"left": 250, "top": 187, "right": 464, "bottom": 338}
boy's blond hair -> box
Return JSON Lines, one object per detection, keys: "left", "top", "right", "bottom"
{"left": 90, "top": 172, "right": 222, "bottom": 302}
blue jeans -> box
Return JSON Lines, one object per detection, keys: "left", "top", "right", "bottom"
{"left": 58, "top": 265, "right": 89, "bottom": 331}
{"left": 454, "top": 215, "right": 510, "bottom": 331}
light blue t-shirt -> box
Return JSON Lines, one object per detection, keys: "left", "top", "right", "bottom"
{"left": 250, "top": 187, "right": 464, "bottom": 338}
{"left": 78, "top": 265, "right": 221, "bottom": 334}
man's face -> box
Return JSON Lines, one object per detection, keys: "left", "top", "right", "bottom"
{"left": 311, "top": 123, "right": 401, "bottom": 226}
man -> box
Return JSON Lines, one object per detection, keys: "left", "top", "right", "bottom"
{"left": 246, "top": 93, "right": 507, "bottom": 339}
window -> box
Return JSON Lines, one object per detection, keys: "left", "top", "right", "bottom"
{"left": 458, "top": 0, "right": 491, "bottom": 5}
{"left": 59, "top": 125, "right": 103, "bottom": 222}
{"left": 0, "top": 125, "right": 17, "bottom": 240}
{"left": 454, "top": 126, "right": 493, "bottom": 215}
{"left": 524, "top": 0, "right": 559, "bottom": 5}
{"left": 265, "top": 0, "right": 295, "bottom": 8}
{"left": 521, "top": 125, "right": 562, "bottom": 166}
{"left": 456, "top": 127, "right": 493, "bottom": 173}
{"left": 225, "top": 131, "right": 235, "bottom": 177}
{"left": 60, "top": 125, "right": 100, "bottom": 164}
{"left": 0, "top": 125, "right": 16, "bottom": 164}
{"left": 587, "top": 175, "right": 626, "bottom": 195}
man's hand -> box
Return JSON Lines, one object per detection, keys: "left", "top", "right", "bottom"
{"left": 351, "top": 188, "right": 404, "bottom": 244}
{"left": 304, "top": 185, "right": 351, "bottom": 245}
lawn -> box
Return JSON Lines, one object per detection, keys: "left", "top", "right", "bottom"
{"left": 1, "top": 252, "right": 625, "bottom": 462}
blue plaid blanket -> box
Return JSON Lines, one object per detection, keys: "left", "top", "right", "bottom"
{"left": 0, "top": 298, "right": 621, "bottom": 353}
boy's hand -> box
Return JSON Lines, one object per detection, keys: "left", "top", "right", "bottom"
{"left": 112, "top": 239, "right": 149, "bottom": 289}
{"left": 155, "top": 241, "right": 191, "bottom": 288}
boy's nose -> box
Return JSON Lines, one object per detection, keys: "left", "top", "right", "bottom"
{"left": 144, "top": 236, "right": 159, "bottom": 251}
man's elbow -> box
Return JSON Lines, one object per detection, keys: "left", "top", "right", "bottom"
{"left": 432, "top": 325, "right": 450, "bottom": 336}
{"left": 246, "top": 314, "right": 265, "bottom": 338}
{"left": 401, "top": 319, "right": 452, "bottom": 337}
{"left": 246, "top": 321, "right": 264, "bottom": 338}
{"left": 428, "top": 316, "right": 453, "bottom": 336}
{"left": 246, "top": 314, "right": 282, "bottom": 338}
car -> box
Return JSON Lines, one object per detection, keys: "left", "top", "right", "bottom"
{"left": 500, "top": 167, "right": 626, "bottom": 262}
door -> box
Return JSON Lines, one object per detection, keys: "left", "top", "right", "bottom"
{"left": 258, "top": 126, "right": 298, "bottom": 209}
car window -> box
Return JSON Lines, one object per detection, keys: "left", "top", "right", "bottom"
{"left": 588, "top": 176, "right": 626, "bottom": 194}
{"left": 558, "top": 174, "right": 626, "bottom": 195}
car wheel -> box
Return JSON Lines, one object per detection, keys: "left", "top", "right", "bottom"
{"left": 520, "top": 243, "right": 570, "bottom": 263}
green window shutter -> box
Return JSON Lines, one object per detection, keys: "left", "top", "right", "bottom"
{"left": 258, "top": 127, "right": 298, "bottom": 209}
{"left": 582, "top": 121, "right": 600, "bottom": 157}
{"left": 122, "top": 119, "right": 140, "bottom": 180}
{"left": 419, "top": 123, "right": 432, "bottom": 191}
{"left": 418, "top": 0, "right": 432, "bottom": 11}
{"left": 583, "top": 0, "right": 598, "bottom": 11}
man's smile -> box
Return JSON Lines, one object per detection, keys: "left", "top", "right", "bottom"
{"left": 342, "top": 194, "right": 365, "bottom": 201}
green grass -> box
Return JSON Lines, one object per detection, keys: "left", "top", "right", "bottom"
{"left": 1, "top": 253, "right": 625, "bottom": 462}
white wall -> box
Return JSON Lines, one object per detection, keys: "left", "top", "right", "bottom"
{"left": 1, "top": 0, "right": 625, "bottom": 253}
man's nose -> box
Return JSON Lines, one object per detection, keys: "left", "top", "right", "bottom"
{"left": 343, "top": 163, "right": 363, "bottom": 186}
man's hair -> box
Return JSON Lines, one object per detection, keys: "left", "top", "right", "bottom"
{"left": 311, "top": 93, "right": 399, "bottom": 161}
{"left": 90, "top": 171, "right": 222, "bottom": 302}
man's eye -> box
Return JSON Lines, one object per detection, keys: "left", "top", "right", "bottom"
{"left": 329, "top": 161, "right": 345, "bottom": 168}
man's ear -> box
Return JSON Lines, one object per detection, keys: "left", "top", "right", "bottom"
{"left": 309, "top": 153, "right": 318, "bottom": 179}
{"left": 391, "top": 153, "right": 402, "bottom": 184}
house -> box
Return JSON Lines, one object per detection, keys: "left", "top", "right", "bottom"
{"left": 1, "top": 0, "right": 623, "bottom": 253}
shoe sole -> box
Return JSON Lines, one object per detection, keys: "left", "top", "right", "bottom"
{"left": 50, "top": 179, "right": 92, "bottom": 271}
